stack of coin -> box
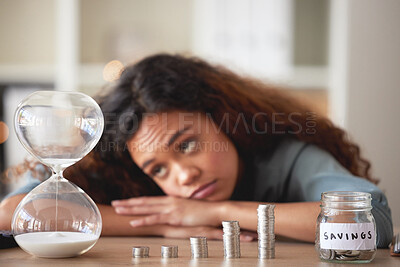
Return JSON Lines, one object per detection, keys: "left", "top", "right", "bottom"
{"left": 161, "top": 245, "right": 178, "bottom": 258}
{"left": 222, "top": 220, "right": 241, "bottom": 258}
{"left": 132, "top": 246, "right": 150, "bottom": 258}
{"left": 257, "top": 204, "right": 275, "bottom": 259}
{"left": 190, "top": 236, "right": 208, "bottom": 258}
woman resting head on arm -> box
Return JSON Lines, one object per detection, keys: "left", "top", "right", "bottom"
{"left": 4, "top": 53, "right": 391, "bottom": 246}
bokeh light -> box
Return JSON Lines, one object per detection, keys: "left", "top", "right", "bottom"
{"left": 0, "top": 121, "right": 10, "bottom": 144}
{"left": 103, "top": 60, "right": 124, "bottom": 82}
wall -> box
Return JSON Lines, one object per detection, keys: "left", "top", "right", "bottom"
{"left": 0, "top": 0, "right": 55, "bottom": 65}
{"left": 329, "top": 0, "right": 400, "bottom": 227}
{"left": 293, "top": 0, "right": 328, "bottom": 66}
{"left": 80, "top": 0, "right": 193, "bottom": 64}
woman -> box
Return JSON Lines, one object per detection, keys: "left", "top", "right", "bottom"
{"left": 0, "top": 54, "right": 392, "bottom": 247}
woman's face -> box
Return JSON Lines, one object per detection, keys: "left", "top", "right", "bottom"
{"left": 127, "top": 111, "right": 240, "bottom": 201}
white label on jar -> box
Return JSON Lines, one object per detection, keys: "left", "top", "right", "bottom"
{"left": 320, "top": 223, "right": 375, "bottom": 250}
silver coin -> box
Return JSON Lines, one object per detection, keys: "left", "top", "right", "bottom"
{"left": 319, "top": 249, "right": 335, "bottom": 260}
{"left": 345, "top": 250, "right": 361, "bottom": 257}
{"left": 190, "top": 237, "right": 208, "bottom": 258}
{"left": 132, "top": 246, "right": 150, "bottom": 258}
{"left": 257, "top": 204, "right": 275, "bottom": 258}
{"left": 258, "top": 248, "right": 275, "bottom": 259}
{"left": 222, "top": 220, "right": 241, "bottom": 259}
{"left": 336, "top": 249, "right": 361, "bottom": 260}
{"left": 161, "top": 245, "right": 178, "bottom": 258}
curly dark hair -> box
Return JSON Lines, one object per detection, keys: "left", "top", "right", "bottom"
{"left": 61, "top": 53, "right": 376, "bottom": 204}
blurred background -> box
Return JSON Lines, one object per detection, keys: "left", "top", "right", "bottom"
{"left": 0, "top": 0, "right": 399, "bottom": 228}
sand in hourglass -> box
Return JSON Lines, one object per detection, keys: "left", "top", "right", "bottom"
{"left": 15, "top": 232, "right": 99, "bottom": 258}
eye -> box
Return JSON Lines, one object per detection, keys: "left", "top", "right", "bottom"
{"left": 180, "top": 139, "right": 197, "bottom": 154}
{"left": 150, "top": 165, "right": 167, "bottom": 178}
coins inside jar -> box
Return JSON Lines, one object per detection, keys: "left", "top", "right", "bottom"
{"left": 319, "top": 249, "right": 376, "bottom": 262}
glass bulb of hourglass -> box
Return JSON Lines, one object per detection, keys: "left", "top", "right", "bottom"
{"left": 11, "top": 91, "right": 104, "bottom": 258}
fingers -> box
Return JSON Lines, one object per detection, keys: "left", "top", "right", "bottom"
{"left": 130, "top": 214, "right": 167, "bottom": 227}
{"left": 114, "top": 205, "right": 167, "bottom": 215}
{"left": 206, "top": 228, "right": 224, "bottom": 240}
{"left": 112, "top": 196, "right": 173, "bottom": 216}
{"left": 240, "top": 230, "right": 257, "bottom": 242}
{"left": 240, "top": 234, "right": 255, "bottom": 242}
{"left": 111, "top": 196, "right": 168, "bottom": 207}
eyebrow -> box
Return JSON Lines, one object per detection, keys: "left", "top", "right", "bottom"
{"left": 141, "top": 125, "right": 193, "bottom": 170}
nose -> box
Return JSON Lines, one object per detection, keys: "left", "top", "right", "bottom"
{"left": 173, "top": 163, "right": 201, "bottom": 186}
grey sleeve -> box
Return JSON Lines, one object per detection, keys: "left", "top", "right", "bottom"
{"left": 1, "top": 170, "right": 42, "bottom": 201}
{"left": 1, "top": 181, "right": 41, "bottom": 201}
{"left": 288, "top": 144, "right": 393, "bottom": 248}
{"left": 1, "top": 164, "right": 50, "bottom": 202}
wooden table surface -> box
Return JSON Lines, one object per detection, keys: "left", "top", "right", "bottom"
{"left": 0, "top": 236, "right": 398, "bottom": 266}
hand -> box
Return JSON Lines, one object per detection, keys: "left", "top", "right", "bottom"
{"left": 111, "top": 196, "right": 224, "bottom": 228}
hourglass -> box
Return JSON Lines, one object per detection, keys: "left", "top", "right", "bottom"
{"left": 11, "top": 91, "right": 104, "bottom": 258}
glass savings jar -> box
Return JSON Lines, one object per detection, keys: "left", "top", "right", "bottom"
{"left": 315, "top": 191, "right": 377, "bottom": 263}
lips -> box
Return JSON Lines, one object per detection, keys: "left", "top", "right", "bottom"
{"left": 190, "top": 180, "right": 217, "bottom": 200}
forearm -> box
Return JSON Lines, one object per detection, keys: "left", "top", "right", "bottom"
{"left": 100, "top": 204, "right": 225, "bottom": 240}
{"left": 0, "top": 196, "right": 163, "bottom": 237}
{"left": 98, "top": 204, "right": 165, "bottom": 236}
{"left": 219, "top": 201, "right": 320, "bottom": 242}
{"left": 0, "top": 194, "right": 27, "bottom": 230}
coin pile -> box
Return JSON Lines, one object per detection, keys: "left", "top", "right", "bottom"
{"left": 161, "top": 245, "right": 178, "bottom": 258}
{"left": 222, "top": 220, "right": 241, "bottom": 258}
{"left": 320, "top": 249, "right": 375, "bottom": 261}
{"left": 190, "top": 236, "right": 208, "bottom": 258}
{"left": 132, "top": 246, "right": 150, "bottom": 258}
{"left": 257, "top": 204, "right": 275, "bottom": 259}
